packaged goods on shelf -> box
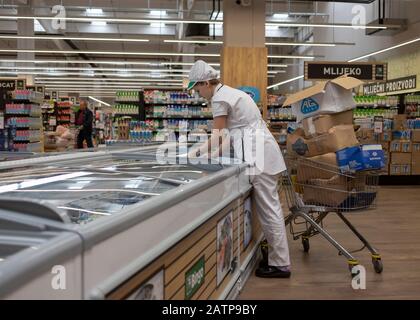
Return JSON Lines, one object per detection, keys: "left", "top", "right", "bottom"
{"left": 113, "top": 104, "right": 138, "bottom": 115}
{"left": 353, "top": 108, "right": 398, "bottom": 120}
{"left": 354, "top": 95, "right": 399, "bottom": 107}
{"left": 115, "top": 91, "right": 139, "bottom": 102}
{"left": 406, "top": 119, "right": 420, "bottom": 129}
{"left": 268, "top": 94, "right": 285, "bottom": 106}
{"left": 144, "top": 90, "right": 204, "bottom": 104}
{"left": 6, "top": 117, "right": 42, "bottom": 128}
{"left": 5, "top": 103, "right": 42, "bottom": 116}
{"left": 11, "top": 90, "right": 43, "bottom": 103}
{"left": 268, "top": 107, "right": 295, "bottom": 120}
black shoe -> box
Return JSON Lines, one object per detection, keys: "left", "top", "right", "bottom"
{"left": 258, "top": 259, "right": 268, "bottom": 269}
{"left": 255, "top": 266, "right": 291, "bottom": 278}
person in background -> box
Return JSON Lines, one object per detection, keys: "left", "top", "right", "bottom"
{"left": 75, "top": 99, "right": 94, "bottom": 149}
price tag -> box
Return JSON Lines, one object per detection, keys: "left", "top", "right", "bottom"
{"left": 374, "top": 116, "right": 384, "bottom": 134}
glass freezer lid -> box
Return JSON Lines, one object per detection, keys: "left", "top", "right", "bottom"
{"left": 0, "top": 158, "right": 226, "bottom": 225}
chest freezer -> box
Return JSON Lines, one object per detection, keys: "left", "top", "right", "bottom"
{"left": 0, "top": 145, "right": 251, "bottom": 299}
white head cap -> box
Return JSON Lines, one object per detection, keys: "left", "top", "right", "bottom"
{"left": 187, "top": 60, "right": 219, "bottom": 90}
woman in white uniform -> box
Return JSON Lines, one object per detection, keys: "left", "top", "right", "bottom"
{"left": 187, "top": 60, "right": 291, "bottom": 278}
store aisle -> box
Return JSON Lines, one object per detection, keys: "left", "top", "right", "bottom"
{"left": 238, "top": 186, "right": 420, "bottom": 300}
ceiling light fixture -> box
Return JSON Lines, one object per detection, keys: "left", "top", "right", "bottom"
{"left": 0, "top": 35, "right": 149, "bottom": 42}
{"left": 88, "top": 96, "right": 110, "bottom": 106}
{"left": 0, "top": 48, "right": 219, "bottom": 57}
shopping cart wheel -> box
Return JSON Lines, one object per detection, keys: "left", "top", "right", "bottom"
{"left": 372, "top": 257, "right": 383, "bottom": 274}
{"left": 302, "top": 237, "right": 310, "bottom": 252}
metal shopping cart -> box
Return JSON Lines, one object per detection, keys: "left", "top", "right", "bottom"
{"left": 279, "top": 155, "right": 383, "bottom": 275}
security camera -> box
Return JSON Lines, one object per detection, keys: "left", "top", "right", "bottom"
{"left": 236, "top": 0, "right": 252, "bottom": 6}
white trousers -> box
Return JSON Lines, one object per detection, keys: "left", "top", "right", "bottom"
{"left": 251, "top": 172, "right": 291, "bottom": 267}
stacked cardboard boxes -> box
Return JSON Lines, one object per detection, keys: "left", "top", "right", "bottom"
{"left": 284, "top": 76, "right": 364, "bottom": 207}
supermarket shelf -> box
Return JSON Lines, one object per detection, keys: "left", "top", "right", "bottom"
{"left": 146, "top": 116, "right": 213, "bottom": 120}
{"left": 10, "top": 99, "right": 42, "bottom": 104}
{"left": 13, "top": 139, "right": 41, "bottom": 143}
{"left": 268, "top": 105, "right": 289, "bottom": 108}
{"left": 113, "top": 113, "right": 139, "bottom": 117}
{"left": 114, "top": 100, "right": 140, "bottom": 104}
{"left": 145, "top": 102, "right": 206, "bottom": 106}
{"left": 5, "top": 113, "right": 42, "bottom": 117}
{"left": 356, "top": 105, "right": 398, "bottom": 108}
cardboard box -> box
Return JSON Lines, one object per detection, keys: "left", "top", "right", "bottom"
{"left": 392, "top": 130, "right": 411, "bottom": 140}
{"left": 391, "top": 152, "right": 412, "bottom": 164}
{"left": 303, "top": 175, "right": 350, "bottom": 207}
{"left": 297, "top": 153, "right": 339, "bottom": 182}
{"left": 411, "top": 153, "right": 420, "bottom": 164}
{"left": 287, "top": 125, "right": 359, "bottom": 158}
{"left": 412, "top": 130, "right": 420, "bottom": 142}
{"left": 393, "top": 115, "right": 407, "bottom": 130}
{"left": 302, "top": 110, "right": 353, "bottom": 137}
{"left": 356, "top": 128, "right": 376, "bottom": 144}
{"left": 400, "top": 141, "right": 412, "bottom": 153}
{"left": 336, "top": 144, "right": 385, "bottom": 172}
{"left": 411, "top": 162, "right": 420, "bottom": 175}
{"left": 380, "top": 130, "right": 392, "bottom": 142}
{"left": 283, "top": 75, "right": 363, "bottom": 123}
{"left": 412, "top": 143, "right": 420, "bottom": 153}
{"left": 390, "top": 140, "right": 402, "bottom": 152}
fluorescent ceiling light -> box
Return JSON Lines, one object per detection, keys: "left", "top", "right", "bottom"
{"left": 89, "top": 96, "right": 110, "bottom": 106}
{"left": 164, "top": 39, "right": 223, "bottom": 44}
{"left": 86, "top": 8, "right": 103, "bottom": 15}
{"left": 0, "top": 48, "right": 219, "bottom": 57}
{"left": 0, "top": 66, "right": 193, "bottom": 73}
{"left": 0, "top": 15, "right": 223, "bottom": 25}
{"left": 35, "top": 77, "right": 183, "bottom": 82}
{"left": 267, "top": 75, "right": 304, "bottom": 89}
{"left": 348, "top": 37, "right": 420, "bottom": 62}
{"left": 268, "top": 64, "right": 288, "bottom": 68}
{"left": 0, "top": 15, "right": 397, "bottom": 30}
{"left": 266, "top": 25, "right": 279, "bottom": 31}
{"left": 268, "top": 54, "right": 317, "bottom": 59}
{"left": 91, "top": 21, "right": 107, "bottom": 26}
{"left": 272, "top": 13, "right": 289, "bottom": 19}
{"left": 165, "top": 39, "right": 353, "bottom": 47}
{"left": 0, "top": 71, "right": 186, "bottom": 77}
{"left": 265, "top": 21, "right": 390, "bottom": 30}
{"left": 0, "top": 35, "right": 149, "bottom": 42}
{"left": 0, "top": 59, "right": 205, "bottom": 66}
{"left": 150, "top": 22, "right": 166, "bottom": 28}
{"left": 268, "top": 70, "right": 286, "bottom": 74}
{"left": 150, "top": 10, "right": 167, "bottom": 16}
{"left": 266, "top": 42, "right": 338, "bottom": 47}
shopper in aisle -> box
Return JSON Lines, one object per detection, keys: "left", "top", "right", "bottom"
{"left": 187, "top": 60, "right": 291, "bottom": 278}
{"left": 75, "top": 99, "right": 94, "bottom": 149}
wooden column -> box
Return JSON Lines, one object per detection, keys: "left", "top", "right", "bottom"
{"left": 221, "top": 0, "right": 267, "bottom": 119}
{"left": 221, "top": 47, "right": 268, "bottom": 119}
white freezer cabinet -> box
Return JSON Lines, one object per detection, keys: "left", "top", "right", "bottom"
{"left": 0, "top": 146, "right": 254, "bottom": 299}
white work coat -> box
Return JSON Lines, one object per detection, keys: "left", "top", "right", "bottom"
{"left": 211, "top": 84, "right": 286, "bottom": 175}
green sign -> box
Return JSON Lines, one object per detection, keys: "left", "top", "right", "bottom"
{"left": 185, "top": 256, "right": 205, "bottom": 300}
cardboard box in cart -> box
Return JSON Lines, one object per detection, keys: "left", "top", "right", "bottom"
{"left": 302, "top": 110, "right": 353, "bottom": 137}
{"left": 287, "top": 125, "right": 359, "bottom": 158}
{"left": 283, "top": 75, "right": 363, "bottom": 123}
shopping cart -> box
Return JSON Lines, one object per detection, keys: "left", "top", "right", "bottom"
{"left": 279, "top": 155, "right": 383, "bottom": 275}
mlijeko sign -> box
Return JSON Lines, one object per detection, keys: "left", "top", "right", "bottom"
{"left": 362, "top": 75, "right": 417, "bottom": 95}
{"left": 305, "top": 61, "right": 387, "bottom": 81}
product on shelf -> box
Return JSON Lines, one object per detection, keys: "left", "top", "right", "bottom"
{"left": 113, "top": 104, "right": 139, "bottom": 115}
{"left": 354, "top": 95, "right": 399, "bottom": 107}
{"left": 146, "top": 105, "right": 213, "bottom": 118}
{"left": 11, "top": 90, "right": 43, "bottom": 104}
{"left": 144, "top": 90, "right": 205, "bottom": 104}
{"left": 353, "top": 107, "right": 398, "bottom": 119}
{"left": 115, "top": 91, "right": 139, "bottom": 102}
{"left": 268, "top": 107, "right": 295, "bottom": 120}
